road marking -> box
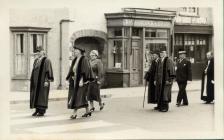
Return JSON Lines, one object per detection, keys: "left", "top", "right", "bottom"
{"left": 25, "top": 120, "right": 117, "bottom": 133}
{"left": 11, "top": 112, "right": 34, "bottom": 118}
{"left": 11, "top": 114, "right": 70, "bottom": 125}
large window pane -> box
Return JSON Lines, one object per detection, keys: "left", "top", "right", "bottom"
{"left": 108, "top": 39, "right": 123, "bottom": 68}
{"left": 145, "top": 29, "right": 156, "bottom": 37}
{"left": 15, "top": 34, "right": 26, "bottom": 76}
{"left": 157, "top": 29, "right": 167, "bottom": 38}
{"left": 108, "top": 28, "right": 122, "bottom": 37}
{"left": 132, "top": 28, "right": 141, "bottom": 37}
{"left": 114, "top": 40, "right": 122, "bottom": 68}
{"left": 145, "top": 29, "right": 168, "bottom": 38}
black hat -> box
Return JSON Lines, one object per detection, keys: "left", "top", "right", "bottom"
{"left": 178, "top": 51, "right": 186, "bottom": 55}
{"left": 152, "top": 50, "right": 160, "bottom": 56}
{"left": 160, "top": 47, "right": 166, "bottom": 52}
{"left": 73, "top": 45, "right": 85, "bottom": 53}
{"left": 36, "top": 46, "right": 44, "bottom": 52}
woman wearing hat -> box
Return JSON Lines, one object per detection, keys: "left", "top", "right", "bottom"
{"left": 66, "top": 45, "right": 94, "bottom": 119}
{"left": 88, "top": 50, "right": 105, "bottom": 112}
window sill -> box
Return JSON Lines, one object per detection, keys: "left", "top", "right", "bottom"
{"left": 145, "top": 37, "right": 168, "bottom": 39}
{"left": 11, "top": 76, "right": 29, "bottom": 80}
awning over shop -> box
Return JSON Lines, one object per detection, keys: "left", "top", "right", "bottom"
{"left": 174, "top": 24, "right": 213, "bottom": 34}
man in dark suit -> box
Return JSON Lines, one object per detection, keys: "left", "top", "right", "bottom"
{"left": 176, "top": 51, "right": 192, "bottom": 107}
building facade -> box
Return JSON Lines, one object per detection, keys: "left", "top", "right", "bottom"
{"left": 10, "top": 7, "right": 213, "bottom": 91}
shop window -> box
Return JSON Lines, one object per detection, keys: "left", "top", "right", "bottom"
{"left": 132, "top": 28, "right": 141, "bottom": 37}
{"left": 11, "top": 27, "right": 49, "bottom": 79}
{"left": 157, "top": 29, "right": 168, "bottom": 38}
{"left": 194, "top": 45, "right": 206, "bottom": 63}
{"left": 145, "top": 29, "right": 156, "bottom": 37}
{"left": 145, "top": 29, "right": 168, "bottom": 38}
{"left": 108, "top": 28, "right": 122, "bottom": 37}
{"left": 109, "top": 40, "right": 122, "bottom": 68}
{"left": 114, "top": 29, "right": 122, "bottom": 36}
{"left": 175, "top": 35, "right": 183, "bottom": 46}
{"left": 123, "top": 27, "right": 130, "bottom": 37}
{"left": 184, "top": 35, "right": 195, "bottom": 45}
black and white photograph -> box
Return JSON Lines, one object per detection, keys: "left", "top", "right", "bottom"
{"left": 0, "top": 0, "right": 223, "bottom": 139}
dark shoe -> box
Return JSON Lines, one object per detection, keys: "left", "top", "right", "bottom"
{"left": 82, "top": 112, "right": 92, "bottom": 117}
{"left": 159, "top": 109, "right": 168, "bottom": 112}
{"left": 205, "top": 101, "right": 211, "bottom": 104}
{"left": 90, "top": 107, "right": 95, "bottom": 112}
{"left": 32, "top": 111, "right": 38, "bottom": 116}
{"left": 70, "top": 114, "right": 77, "bottom": 119}
{"left": 182, "top": 103, "right": 188, "bottom": 106}
{"left": 36, "top": 113, "right": 44, "bottom": 117}
{"left": 154, "top": 107, "right": 159, "bottom": 110}
{"left": 176, "top": 102, "right": 181, "bottom": 107}
{"left": 100, "top": 103, "right": 105, "bottom": 111}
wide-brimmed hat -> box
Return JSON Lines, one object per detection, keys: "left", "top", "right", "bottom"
{"left": 73, "top": 45, "right": 85, "bottom": 52}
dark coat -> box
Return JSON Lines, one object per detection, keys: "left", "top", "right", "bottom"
{"left": 66, "top": 56, "right": 93, "bottom": 109}
{"left": 88, "top": 59, "right": 104, "bottom": 102}
{"left": 201, "top": 58, "right": 214, "bottom": 102}
{"left": 30, "top": 57, "right": 54, "bottom": 109}
{"left": 155, "top": 57, "right": 175, "bottom": 103}
{"left": 176, "top": 58, "right": 192, "bottom": 83}
{"left": 144, "top": 59, "right": 159, "bottom": 104}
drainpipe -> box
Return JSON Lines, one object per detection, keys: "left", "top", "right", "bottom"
{"left": 57, "top": 19, "right": 74, "bottom": 90}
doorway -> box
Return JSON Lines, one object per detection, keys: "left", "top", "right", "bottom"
{"left": 74, "top": 37, "right": 104, "bottom": 59}
{"left": 130, "top": 39, "right": 142, "bottom": 86}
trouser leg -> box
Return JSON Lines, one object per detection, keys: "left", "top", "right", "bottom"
{"left": 90, "top": 101, "right": 94, "bottom": 108}
{"left": 85, "top": 107, "right": 90, "bottom": 113}
{"left": 73, "top": 109, "right": 77, "bottom": 115}
{"left": 182, "top": 83, "right": 188, "bottom": 104}
{"left": 176, "top": 82, "right": 182, "bottom": 104}
{"left": 177, "top": 82, "right": 187, "bottom": 104}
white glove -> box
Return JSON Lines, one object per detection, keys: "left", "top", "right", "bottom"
{"left": 79, "top": 78, "right": 83, "bottom": 87}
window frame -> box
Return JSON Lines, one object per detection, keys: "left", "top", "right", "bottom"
{"left": 12, "top": 32, "right": 28, "bottom": 79}
{"left": 179, "top": 7, "right": 199, "bottom": 17}
{"left": 10, "top": 27, "right": 50, "bottom": 79}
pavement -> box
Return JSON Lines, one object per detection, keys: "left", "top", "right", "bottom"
{"left": 10, "top": 80, "right": 201, "bottom": 104}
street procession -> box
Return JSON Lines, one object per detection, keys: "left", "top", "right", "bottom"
{"left": 8, "top": 3, "right": 221, "bottom": 139}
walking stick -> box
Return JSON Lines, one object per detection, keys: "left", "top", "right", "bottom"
{"left": 143, "top": 80, "right": 147, "bottom": 108}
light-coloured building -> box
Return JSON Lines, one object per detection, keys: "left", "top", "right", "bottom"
{"left": 10, "top": 6, "right": 213, "bottom": 91}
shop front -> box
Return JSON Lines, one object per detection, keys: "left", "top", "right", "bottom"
{"left": 174, "top": 24, "right": 213, "bottom": 79}
{"left": 105, "top": 8, "right": 176, "bottom": 87}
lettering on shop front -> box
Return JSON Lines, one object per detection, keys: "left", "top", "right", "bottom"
{"left": 123, "top": 19, "right": 171, "bottom": 27}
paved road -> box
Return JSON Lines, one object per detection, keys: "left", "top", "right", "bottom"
{"left": 10, "top": 90, "right": 214, "bottom": 139}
